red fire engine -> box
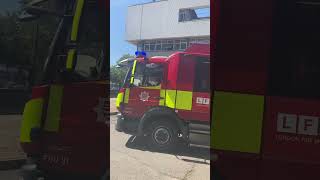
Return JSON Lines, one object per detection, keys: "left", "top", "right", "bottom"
{"left": 212, "top": 0, "right": 320, "bottom": 179}
{"left": 115, "top": 44, "right": 210, "bottom": 150}
{"left": 18, "top": 0, "right": 108, "bottom": 179}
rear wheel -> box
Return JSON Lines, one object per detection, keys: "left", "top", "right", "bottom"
{"left": 147, "top": 120, "right": 178, "bottom": 151}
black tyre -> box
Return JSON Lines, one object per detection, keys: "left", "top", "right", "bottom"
{"left": 147, "top": 120, "right": 179, "bottom": 151}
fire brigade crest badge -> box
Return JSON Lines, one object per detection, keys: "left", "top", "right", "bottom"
{"left": 139, "top": 91, "right": 150, "bottom": 101}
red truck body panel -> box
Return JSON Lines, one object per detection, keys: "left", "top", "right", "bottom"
{"left": 213, "top": 0, "right": 320, "bottom": 179}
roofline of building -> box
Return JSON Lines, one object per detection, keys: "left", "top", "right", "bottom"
{"left": 126, "top": 35, "right": 210, "bottom": 44}
{"left": 128, "top": 0, "right": 168, "bottom": 7}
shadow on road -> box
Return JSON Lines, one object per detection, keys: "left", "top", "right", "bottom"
{"left": 125, "top": 135, "right": 210, "bottom": 164}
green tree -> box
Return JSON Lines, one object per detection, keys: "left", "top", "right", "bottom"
{"left": 110, "top": 54, "right": 134, "bottom": 86}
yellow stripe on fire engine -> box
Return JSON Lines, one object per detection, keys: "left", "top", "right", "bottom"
{"left": 116, "top": 92, "right": 124, "bottom": 108}
{"left": 176, "top": 91, "right": 193, "bottom": 110}
{"left": 20, "top": 98, "right": 44, "bottom": 143}
{"left": 71, "top": 0, "right": 84, "bottom": 41}
{"left": 124, "top": 88, "right": 130, "bottom": 104}
{"left": 159, "top": 89, "right": 166, "bottom": 106}
{"left": 130, "top": 60, "right": 137, "bottom": 84}
{"left": 211, "top": 91, "right": 264, "bottom": 154}
{"left": 44, "top": 85, "right": 64, "bottom": 132}
{"left": 66, "top": 49, "right": 76, "bottom": 70}
{"left": 165, "top": 90, "right": 177, "bottom": 108}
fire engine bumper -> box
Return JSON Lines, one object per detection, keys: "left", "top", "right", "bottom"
{"left": 115, "top": 113, "right": 139, "bottom": 135}
{"left": 18, "top": 157, "right": 107, "bottom": 180}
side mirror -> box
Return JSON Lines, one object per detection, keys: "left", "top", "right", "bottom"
{"left": 18, "top": 11, "right": 39, "bottom": 22}
{"left": 25, "top": 5, "right": 64, "bottom": 17}
{"left": 19, "top": 0, "right": 65, "bottom": 20}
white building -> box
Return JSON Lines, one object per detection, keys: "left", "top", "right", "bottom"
{"left": 126, "top": 0, "right": 210, "bottom": 57}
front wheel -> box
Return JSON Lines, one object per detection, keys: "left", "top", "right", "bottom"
{"left": 147, "top": 120, "right": 179, "bottom": 151}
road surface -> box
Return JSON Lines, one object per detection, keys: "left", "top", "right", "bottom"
{"left": 110, "top": 115, "right": 210, "bottom": 180}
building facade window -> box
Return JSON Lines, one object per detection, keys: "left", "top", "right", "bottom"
{"left": 155, "top": 41, "right": 161, "bottom": 50}
{"left": 139, "top": 37, "right": 209, "bottom": 52}
{"left": 189, "top": 38, "right": 210, "bottom": 46}
{"left": 180, "top": 40, "right": 188, "bottom": 50}
{"left": 179, "top": 7, "right": 210, "bottom": 22}
{"left": 144, "top": 41, "right": 150, "bottom": 51}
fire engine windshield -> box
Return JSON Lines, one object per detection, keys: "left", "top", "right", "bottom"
{"left": 123, "top": 62, "right": 163, "bottom": 88}
{"left": 43, "top": 0, "right": 106, "bottom": 83}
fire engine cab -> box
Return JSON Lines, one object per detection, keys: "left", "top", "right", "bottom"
{"left": 18, "top": 0, "right": 107, "bottom": 179}
{"left": 116, "top": 44, "right": 210, "bottom": 150}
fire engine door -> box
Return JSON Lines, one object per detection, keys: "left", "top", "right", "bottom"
{"left": 39, "top": 0, "right": 107, "bottom": 176}
{"left": 124, "top": 61, "right": 164, "bottom": 118}
{"left": 176, "top": 55, "right": 210, "bottom": 122}
{"left": 191, "top": 57, "right": 210, "bottom": 122}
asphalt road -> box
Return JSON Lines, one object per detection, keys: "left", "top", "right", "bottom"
{"left": 110, "top": 115, "right": 210, "bottom": 180}
{"left": 0, "top": 170, "right": 19, "bottom": 180}
{"left": 0, "top": 115, "right": 25, "bottom": 180}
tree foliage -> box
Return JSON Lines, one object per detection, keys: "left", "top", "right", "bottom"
{"left": 0, "top": 1, "right": 60, "bottom": 85}
{"left": 110, "top": 54, "right": 134, "bottom": 86}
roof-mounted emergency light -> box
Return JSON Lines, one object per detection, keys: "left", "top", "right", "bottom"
{"left": 135, "top": 51, "right": 147, "bottom": 58}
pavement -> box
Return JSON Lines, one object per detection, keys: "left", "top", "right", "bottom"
{"left": 110, "top": 115, "right": 210, "bottom": 180}
{"left": 0, "top": 115, "right": 26, "bottom": 180}
{"left": 110, "top": 98, "right": 118, "bottom": 115}
{"left": 0, "top": 115, "right": 26, "bottom": 163}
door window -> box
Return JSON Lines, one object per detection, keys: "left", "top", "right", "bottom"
{"left": 73, "top": 1, "right": 105, "bottom": 81}
{"left": 194, "top": 57, "right": 210, "bottom": 92}
{"left": 133, "top": 63, "right": 163, "bottom": 87}
{"left": 268, "top": 2, "right": 320, "bottom": 99}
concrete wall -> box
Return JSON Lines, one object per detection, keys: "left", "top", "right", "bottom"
{"left": 126, "top": 0, "right": 210, "bottom": 42}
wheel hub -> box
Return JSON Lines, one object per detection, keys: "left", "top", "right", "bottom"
{"left": 153, "top": 127, "right": 170, "bottom": 145}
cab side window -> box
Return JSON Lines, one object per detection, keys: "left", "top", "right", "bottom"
{"left": 194, "top": 57, "right": 210, "bottom": 92}
{"left": 143, "top": 63, "right": 163, "bottom": 87}
{"left": 133, "top": 63, "right": 163, "bottom": 87}
{"left": 268, "top": 2, "right": 320, "bottom": 99}
{"left": 133, "top": 64, "right": 144, "bottom": 86}
{"left": 73, "top": 1, "right": 104, "bottom": 81}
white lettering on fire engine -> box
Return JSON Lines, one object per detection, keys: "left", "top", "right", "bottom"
{"left": 93, "top": 97, "right": 109, "bottom": 126}
{"left": 196, "top": 97, "right": 210, "bottom": 105}
{"left": 277, "top": 113, "right": 319, "bottom": 135}
{"left": 277, "top": 113, "right": 297, "bottom": 133}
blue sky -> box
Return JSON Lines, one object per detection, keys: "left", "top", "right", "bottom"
{"left": 110, "top": 0, "right": 151, "bottom": 65}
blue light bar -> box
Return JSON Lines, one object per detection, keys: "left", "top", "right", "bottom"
{"left": 135, "top": 51, "right": 147, "bottom": 57}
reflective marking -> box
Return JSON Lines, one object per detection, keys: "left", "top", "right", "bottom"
{"left": 212, "top": 91, "right": 264, "bottom": 153}
{"left": 44, "top": 85, "right": 64, "bottom": 132}
{"left": 124, "top": 88, "right": 130, "bottom": 104}
{"left": 176, "top": 91, "right": 193, "bottom": 110}
{"left": 20, "top": 98, "right": 43, "bottom": 142}
{"left": 66, "top": 49, "right": 76, "bottom": 70}
{"left": 71, "top": 0, "right": 84, "bottom": 41}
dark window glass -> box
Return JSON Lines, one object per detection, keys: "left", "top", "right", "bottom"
{"left": 133, "top": 63, "right": 163, "bottom": 87}
{"left": 194, "top": 57, "right": 210, "bottom": 92}
{"left": 268, "top": 2, "right": 320, "bottom": 98}
{"left": 73, "top": 1, "right": 105, "bottom": 81}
